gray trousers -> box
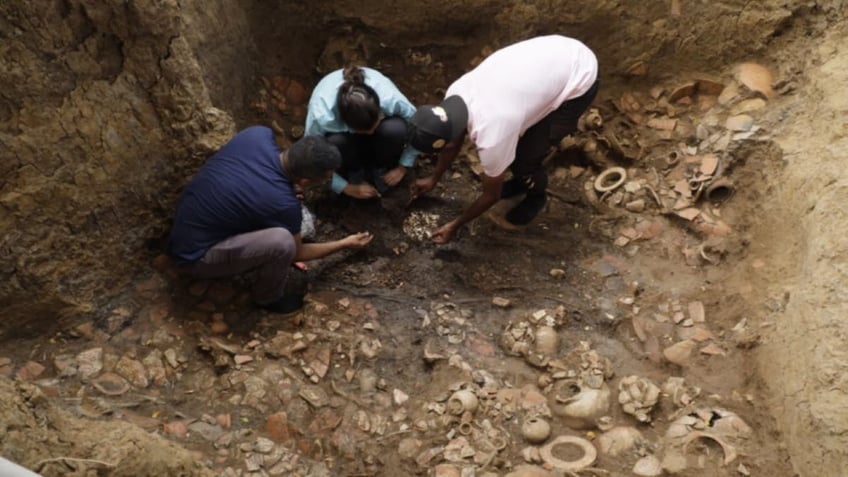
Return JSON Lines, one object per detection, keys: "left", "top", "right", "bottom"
{"left": 184, "top": 227, "right": 296, "bottom": 305}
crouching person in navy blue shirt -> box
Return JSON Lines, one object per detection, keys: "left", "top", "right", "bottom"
{"left": 168, "top": 127, "right": 373, "bottom": 314}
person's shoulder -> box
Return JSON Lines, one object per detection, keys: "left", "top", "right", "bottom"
{"left": 317, "top": 69, "right": 345, "bottom": 84}
{"left": 238, "top": 125, "right": 273, "bottom": 137}
{"left": 362, "top": 66, "right": 392, "bottom": 82}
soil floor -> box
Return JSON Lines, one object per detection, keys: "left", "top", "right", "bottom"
{"left": 0, "top": 56, "right": 800, "bottom": 476}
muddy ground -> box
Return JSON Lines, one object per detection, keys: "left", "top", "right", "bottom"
{"left": 1, "top": 1, "right": 847, "bottom": 477}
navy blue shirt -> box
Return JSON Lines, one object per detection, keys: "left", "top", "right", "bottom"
{"left": 168, "top": 126, "right": 302, "bottom": 263}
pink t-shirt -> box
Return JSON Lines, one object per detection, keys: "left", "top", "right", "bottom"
{"left": 446, "top": 35, "right": 598, "bottom": 177}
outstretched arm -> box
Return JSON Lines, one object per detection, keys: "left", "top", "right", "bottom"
{"left": 409, "top": 138, "right": 464, "bottom": 199}
{"left": 294, "top": 232, "right": 373, "bottom": 261}
{"left": 431, "top": 172, "right": 505, "bottom": 244}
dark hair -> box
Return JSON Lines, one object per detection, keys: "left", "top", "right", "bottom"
{"left": 337, "top": 66, "right": 381, "bottom": 130}
{"left": 287, "top": 135, "right": 341, "bottom": 180}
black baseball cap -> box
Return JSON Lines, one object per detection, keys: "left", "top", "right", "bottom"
{"left": 408, "top": 95, "right": 468, "bottom": 153}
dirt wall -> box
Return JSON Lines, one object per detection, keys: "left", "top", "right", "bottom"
{"left": 0, "top": 0, "right": 234, "bottom": 328}
{"left": 755, "top": 24, "right": 848, "bottom": 477}
{"left": 2, "top": 0, "right": 847, "bottom": 474}
{"left": 0, "top": 378, "right": 213, "bottom": 476}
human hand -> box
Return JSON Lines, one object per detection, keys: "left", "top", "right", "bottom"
{"left": 344, "top": 183, "right": 380, "bottom": 199}
{"left": 409, "top": 177, "right": 436, "bottom": 201}
{"left": 382, "top": 166, "right": 407, "bottom": 187}
{"left": 344, "top": 231, "right": 374, "bottom": 248}
{"left": 431, "top": 221, "right": 458, "bottom": 244}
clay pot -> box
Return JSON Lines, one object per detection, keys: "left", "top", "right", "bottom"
{"left": 633, "top": 455, "right": 663, "bottom": 476}
{"left": 598, "top": 426, "right": 643, "bottom": 456}
{"left": 552, "top": 380, "right": 611, "bottom": 429}
{"left": 618, "top": 375, "right": 661, "bottom": 423}
{"left": 705, "top": 177, "right": 735, "bottom": 203}
{"left": 534, "top": 326, "right": 559, "bottom": 355}
{"left": 521, "top": 417, "right": 552, "bottom": 444}
{"left": 447, "top": 389, "right": 479, "bottom": 415}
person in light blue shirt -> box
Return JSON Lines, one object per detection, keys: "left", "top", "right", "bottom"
{"left": 305, "top": 66, "right": 420, "bottom": 199}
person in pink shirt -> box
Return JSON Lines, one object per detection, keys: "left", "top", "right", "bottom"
{"left": 408, "top": 35, "right": 599, "bottom": 244}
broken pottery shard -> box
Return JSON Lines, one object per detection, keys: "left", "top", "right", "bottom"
{"left": 725, "top": 114, "right": 754, "bottom": 132}
{"left": 699, "top": 155, "right": 719, "bottom": 176}
{"left": 688, "top": 301, "right": 705, "bottom": 322}
{"left": 115, "top": 355, "right": 149, "bottom": 388}
{"left": 673, "top": 198, "right": 692, "bottom": 212}
{"left": 647, "top": 117, "right": 678, "bottom": 131}
{"left": 674, "top": 180, "right": 692, "bottom": 198}
{"left": 632, "top": 316, "right": 649, "bottom": 342}
{"left": 163, "top": 420, "right": 188, "bottom": 438}
{"left": 633, "top": 455, "right": 663, "bottom": 476}
{"left": 625, "top": 199, "right": 646, "bottom": 212}
{"left": 717, "top": 83, "right": 740, "bottom": 106}
{"left": 691, "top": 326, "right": 715, "bottom": 341}
{"left": 299, "top": 385, "right": 329, "bottom": 408}
{"left": 76, "top": 348, "right": 104, "bottom": 380}
{"left": 16, "top": 361, "right": 45, "bottom": 381}
{"left": 635, "top": 220, "right": 663, "bottom": 239}
{"left": 265, "top": 412, "right": 290, "bottom": 442}
{"left": 668, "top": 82, "right": 696, "bottom": 102}
{"left": 735, "top": 62, "right": 774, "bottom": 99}
{"left": 675, "top": 208, "right": 701, "bottom": 221}
{"left": 621, "top": 227, "right": 640, "bottom": 240}
{"left": 671, "top": 0, "right": 681, "bottom": 15}
{"left": 620, "top": 92, "right": 641, "bottom": 112}
{"left": 393, "top": 389, "right": 409, "bottom": 406}
{"left": 434, "top": 464, "right": 462, "bottom": 477}
{"left": 598, "top": 427, "right": 643, "bottom": 456}
{"left": 199, "top": 336, "right": 240, "bottom": 355}
{"left": 731, "top": 98, "right": 767, "bottom": 115}
{"left": 626, "top": 61, "right": 648, "bottom": 76}
{"left": 698, "top": 95, "right": 718, "bottom": 111}
{"left": 663, "top": 340, "right": 697, "bottom": 366}
{"left": 695, "top": 78, "right": 725, "bottom": 96}
{"left": 423, "top": 339, "right": 447, "bottom": 363}
{"left": 416, "top": 446, "right": 445, "bottom": 467}
{"left": 92, "top": 372, "right": 131, "bottom": 396}
{"left": 700, "top": 343, "right": 726, "bottom": 356}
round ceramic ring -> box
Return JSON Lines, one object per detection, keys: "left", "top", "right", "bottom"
{"left": 594, "top": 167, "right": 627, "bottom": 193}
{"left": 539, "top": 435, "right": 597, "bottom": 471}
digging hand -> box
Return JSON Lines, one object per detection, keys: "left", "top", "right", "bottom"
{"left": 344, "top": 231, "right": 374, "bottom": 248}
{"left": 345, "top": 183, "right": 380, "bottom": 199}
{"left": 431, "top": 221, "right": 458, "bottom": 244}
{"left": 409, "top": 176, "right": 436, "bottom": 204}
{"left": 382, "top": 166, "right": 407, "bottom": 187}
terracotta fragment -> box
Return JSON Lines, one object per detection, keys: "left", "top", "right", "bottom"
{"left": 735, "top": 62, "right": 774, "bottom": 99}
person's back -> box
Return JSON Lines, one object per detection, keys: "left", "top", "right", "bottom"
{"left": 167, "top": 131, "right": 373, "bottom": 315}
{"left": 447, "top": 35, "right": 598, "bottom": 176}
{"left": 169, "top": 126, "right": 301, "bottom": 264}
{"left": 406, "top": 35, "right": 600, "bottom": 241}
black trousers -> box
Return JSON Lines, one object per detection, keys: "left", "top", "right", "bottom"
{"left": 325, "top": 116, "right": 408, "bottom": 183}
{"left": 509, "top": 79, "right": 600, "bottom": 193}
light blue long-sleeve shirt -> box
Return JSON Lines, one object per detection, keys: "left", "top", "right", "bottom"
{"left": 305, "top": 67, "right": 420, "bottom": 194}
